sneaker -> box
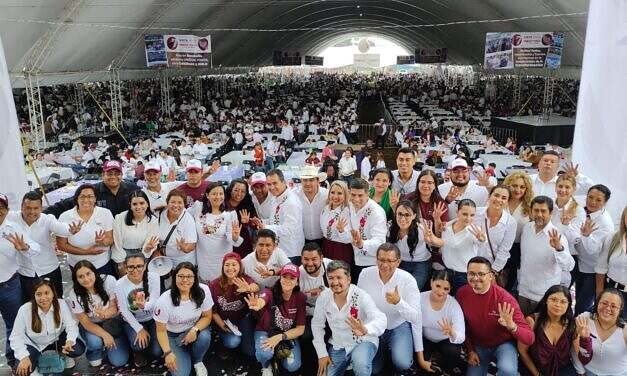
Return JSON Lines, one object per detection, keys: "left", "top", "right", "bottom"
{"left": 65, "top": 357, "right": 75, "bottom": 369}
{"left": 134, "top": 352, "right": 147, "bottom": 368}
{"left": 261, "top": 365, "right": 274, "bottom": 376}
{"left": 89, "top": 359, "right": 102, "bottom": 367}
{"left": 193, "top": 362, "right": 208, "bottom": 376}
{"left": 285, "top": 351, "right": 295, "bottom": 365}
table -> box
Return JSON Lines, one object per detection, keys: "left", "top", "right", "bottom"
{"left": 286, "top": 151, "right": 322, "bottom": 166}
{"left": 44, "top": 180, "right": 100, "bottom": 207}
{"left": 480, "top": 154, "right": 531, "bottom": 176}
{"left": 220, "top": 151, "right": 254, "bottom": 165}
{"left": 207, "top": 165, "right": 245, "bottom": 183}
{"left": 26, "top": 167, "right": 76, "bottom": 188}
{"left": 155, "top": 132, "right": 185, "bottom": 148}
{"left": 296, "top": 141, "right": 327, "bottom": 150}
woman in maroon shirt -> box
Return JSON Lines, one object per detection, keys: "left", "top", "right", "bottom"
{"left": 225, "top": 179, "right": 257, "bottom": 257}
{"left": 518, "top": 285, "right": 593, "bottom": 376}
{"left": 245, "top": 264, "right": 306, "bottom": 375}
{"left": 209, "top": 253, "right": 259, "bottom": 358}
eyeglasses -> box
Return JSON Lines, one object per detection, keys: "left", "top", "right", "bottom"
{"left": 468, "top": 272, "right": 490, "bottom": 279}
{"left": 78, "top": 195, "right": 96, "bottom": 200}
{"left": 396, "top": 212, "right": 413, "bottom": 218}
{"left": 126, "top": 265, "right": 145, "bottom": 270}
{"left": 377, "top": 258, "right": 399, "bottom": 264}
{"left": 548, "top": 297, "right": 569, "bottom": 305}
{"left": 176, "top": 274, "right": 195, "bottom": 280}
{"left": 599, "top": 301, "right": 621, "bottom": 312}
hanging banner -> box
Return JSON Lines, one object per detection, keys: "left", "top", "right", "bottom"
{"left": 0, "top": 36, "right": 29, "bottom": 207}
{"left": 145, "top": 34, "right": 211, "bottom": 68}
{"left": 484, "top": 32, "right": 564, "bottom": 69}
{"left": 415, "top": 48, "right": 447, "bottom": 63}
{"left": 353, "top": 54, "right": 380, "bottom": 68}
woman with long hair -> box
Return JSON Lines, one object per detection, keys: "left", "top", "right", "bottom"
{"left": 417, "top": 270, "right": 465, "bottom": 375}
{"left": 320, "top": 180, "right": 354, "bottom": 266}
{"left": 573, "top": 185, "right": 614, "bottom": 315}
{"left": 68, "top": 260, "right": 128, "bottom": 367}
{"left": 368, "top": 168, "right": 397, "bottom": 221}
{"left": 388, "top": 200, "right": 432, "bottom": 290}
{"left": 503, "top": 171, "right": 534, "bottom": 292}
{"left": 194, "top": 183, "right": 243, "bottom": 282}
{"left": 410, "top": 169, "right": 448, "bottom": 235}
{"left": 11, "top": 279, "right": 85, "bottom": 376}
{"left": 596, "top": 206, "right": 627, "bottom": 319}
{"left": 226, "top": 178, "right": 257, "bottom": 258}
{"left": 518, "top": 285, "right": 592, "bottom": 376}
{"left": 115, "top": 254, "right": 162, "bottom": 367}
{"left": 112, "top": 190, "right": 158, "bottom": 275}
{"left": 246, "top": 264, "right": 306, "bottom": 375}
{"left": 209, "top": 253, "right": 259, "bottom": 358}
{"left": 57, "top": 184, "right": 115, "bottom": 276}
{"left": 573, "top": 289, "right": 626, "bottom": 376}
{"left": 154, "top": 262, "right": 213, "bottom": 376}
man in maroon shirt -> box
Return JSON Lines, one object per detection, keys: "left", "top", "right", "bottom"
{"left": 456, "top": 256, "right": 534, "bottom": 376}
{"left": 177, "top": 159, "right": 209, "bottom": 207}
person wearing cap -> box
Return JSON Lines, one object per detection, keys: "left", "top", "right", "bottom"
{"left": 242, "top": 229, "right": 290, "bottom": 289}
{"left": 312, "top": 260, "right": 387, "bottom": 376}
{"left": 45, "top": 159, "right": 140, "bottom": 219}
{"left": 252, "top": 169, "right": 305, "bottom": 264}
{"left": 7, "top": 191, "right": 82, "bottom": 302}
{"left": 177, "top": 159, "right": 210, "bottom": 207}
{"left": 245, "top": 264, "right": 306, "bottom": 376}
{"left": 391, "top": 147, "right": 419, "bottom": 199}
{"left": 250, "top": 172, "right": 275, "bottom": 220}
{"left": 142, "top": 160, "right": 181, "bottom": 211}
{"left": 209, "top": 253, "right": 259, "bottom": 358}
{"left": 0, "top": 193, "right": 42, "bottom": 369}
{"left": 296, "top": 165, "right": 329, "bottom": 246}
{"left": 438, "top": 158, "right": 490, "bottom": 220}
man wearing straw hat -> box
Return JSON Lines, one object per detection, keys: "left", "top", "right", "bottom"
{"left": 296, "top": 165, "right": 328, "bottom": 247}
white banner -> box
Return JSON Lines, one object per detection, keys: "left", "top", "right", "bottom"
{"left": 353, "top": 54, "right": 380, "bottom": 68}
{"left": 145, "top": 34, "right": 211, "bottom": 68}
{"left": 0, "top": 36, "right": 29, "bottom": 207}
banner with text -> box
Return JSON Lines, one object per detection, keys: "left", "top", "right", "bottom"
{"left": 145, "top": 34, "right": 211, "bottom": 68}
{"left": 353, "top": 54, "right": 380, "bottom": 68}
{"left": 484, "top": 32, "right": 564, "bottom": 69}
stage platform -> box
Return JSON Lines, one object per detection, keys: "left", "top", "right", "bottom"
{"left": 491, "top": 115, "right": 575, "bottom": 147}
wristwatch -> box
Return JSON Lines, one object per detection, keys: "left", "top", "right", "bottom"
{"left": 281, "top": 333, "right": 288, "bottom": 341}
{"left": 163, "top": 350, "right": 172, "bottom": 358}
{"left": 192, "top": 326, "right": 200, "bottom": 334}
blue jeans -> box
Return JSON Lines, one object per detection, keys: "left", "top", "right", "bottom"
{"left": 327, "top": 341, "right": 378, "bottom": 376}
{"left": 0, "top": 273, "right": 22, "bottom": 367}
{"left": 467, "top": 341, "right": 518, "bottom": 376}
{"left": 166, "top": 328, "right": 211, "bottom": 376}
{"left": 124, "top": 320, "right": 163, "bottom": 358}
{"left": 450, "top": 270, "right": 468, "bottom": 294}
{"left": 80, "top": 325, "right": 129, "bottom": 367}
{"left": 254, "top": 331, "right": 301, "bottom": 372}
{"left": 372, "top": 321, "right": 414, "bottom": 373}
{"left": 218, "top": 315, "right": 255, "bottom": 357}
{"left": 575, "top": 272, "right": 596, "bottom": 315}
{"left": 26, "top": 332, "right": 85, "bottom": 375}
{"left": 400, "top": 260, "right": 432, "bottom": 291}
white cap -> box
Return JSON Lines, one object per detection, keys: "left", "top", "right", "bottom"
{"left": 450, "top": 158, "right": 469, "bottom": 170}
{"left": 144, "top": 160, "right": 162, "bottom": 173}
{"left": 186, "top": 159, "right": 202, "bottom": 172}
{"left": 250, "top": 172, "right": 267, "bottom": 186}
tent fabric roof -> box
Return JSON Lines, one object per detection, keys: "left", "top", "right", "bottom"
{"left": 1, "top": 0, "right": 588, "bottom": 85}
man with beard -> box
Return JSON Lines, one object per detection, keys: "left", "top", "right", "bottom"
{"left": 250, "top": 172, "right": 275, "bottom": 220}
{"left": 141, "top": 161, "right": 180, "bottom": 211}
{"left": 438, "top": 158, "right": 489, "bottom": 220}
{"left": 312, "top": 260, "right": 387, "bottom": 376}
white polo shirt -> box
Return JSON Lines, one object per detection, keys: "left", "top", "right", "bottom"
{"left": 263, "top": 189, "right": 305, "bottom": 258}
{"left": 441, "top": 221, "right": 488, "bottom": 273}
{"left": 438, "top": 181, "right": 489, "bottom": 220}
{"left": 296, "top": 187, "right": 329, "bottom": 241}
{"left": 153, "top": 283, "right": 213, "bottom": 333}
{"left": 241, "top": 248, "right": 290, "bottom": 289}
{"left": 59, "top": 206, "right": 114, "bottom": 269}
{"left": 473, "top": 207, "right": 517, "bottom": 272}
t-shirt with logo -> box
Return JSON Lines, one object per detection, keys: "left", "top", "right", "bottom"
{"left": 177, "top": 181, "right": 210, "bottom": 208}
{"left": 153, "top": 283, "right": 213, "bottom": 333}
{"left": 255, "top": 288, "right": 306, "bottom": 332}
{"left": 208, "top": 275, "right": 255, "bottom": 322}
{"left": 67, "top": 275, "right": 117, "bottom": 323}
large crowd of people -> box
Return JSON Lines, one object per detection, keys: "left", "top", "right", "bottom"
{"left": 3, "top": 72, "right": 625, "bottom": 376}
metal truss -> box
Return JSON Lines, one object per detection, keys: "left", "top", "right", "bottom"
{"left": 542, "top": 74, "right": 555, "bottom": 119}
{"left": 109, "top": 68, "right": 124, "bottom": 130}
{"left": 194, "top": 76, "right": 203, "bottom": 103}
{"left": 160, "top": 68, "right": 171, "bottom": 117}
{"left": 512, "top": 76, "right": 521, "bottom": 111}
{"left": 24, "top": 72, "right": 46, "bottom": 151}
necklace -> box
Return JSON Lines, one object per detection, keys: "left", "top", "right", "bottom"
{"left": 596, "top": 319, "right": 616, "bottom": 331}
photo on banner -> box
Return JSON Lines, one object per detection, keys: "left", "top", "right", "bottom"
{"left": 144, "top": 34, "right": 212, "bottom": 68}
{"left": 484, "top": 31, "right": 564, "bottom": 69}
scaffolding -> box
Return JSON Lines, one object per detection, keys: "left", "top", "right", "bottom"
{"left": 194, "top": 76, "right": 203, "bottom": 103}
{"left": 109, "top": 68, "right": 124, "bottom": 131}
{"left": 160, "top": 68, "right": 171, "bottom": 117}
{"left": 542, "top": 75, "right": 555, "bottom": 120}
{"left": 512, "top": 76, "right": 522, "bottom": 111}
{"left": 24, "top": 72, "right": 46, "bottom": 151}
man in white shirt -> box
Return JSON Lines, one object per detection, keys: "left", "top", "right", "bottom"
{"left": 313, "top": 260, "right": 387, "bottom": 376}
{"left": 357, "top": 243, "right": 422, "bottom": 374}
{"left": 296, "top": 165, "right": 329, "bottom": 244}
{"left": 438, "top": 158, "right": 489, "bottom": 219}
{"left": 82, "top": 143, "right": 102, "bottom": 167}
{"left": 281, "top": 123, "right": 294, "bottom": 143}
{"left": 518, "top": 195, "right": 574, "bottom": 315}
{"left": 241, "top": 229, "right": 290, "bottom": 289}
{"left": 391, "top": 147, "right": 419, "bottom": 198}
{"left": 253, "top": 169, "right": 304, "bottom": 264}
{"left": 141, "top": 161, "right": 180, "bottom": 211}
{"left": 529, "top": 150, "right": 593, "bottom": 199}
{"left": 250, "top": 172, "right": 275, "bottom": 220}
{"left": 348, "top": 178, "right": 387, "bottom": 279}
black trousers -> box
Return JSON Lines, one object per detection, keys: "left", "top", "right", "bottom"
{"left": 20, "top": 267, "right": 63, "bottom": 303}
{"left": 422, "top": 337, "right": 463, "bottom": 373}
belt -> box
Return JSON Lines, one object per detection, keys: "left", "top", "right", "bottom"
{"left": 0, "top": 273, "right": 18, "bottom": 288}
{"left": 606, "top": 276, "right": 627, "bottom": 293}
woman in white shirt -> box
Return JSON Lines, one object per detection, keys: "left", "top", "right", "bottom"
{"left": 425, "top": 199, "right": 488, "bottom": 292}
{"left": 193, "top": 182, "right": 243, "bottom": 282}
{"left": 595, "top": 206, "right": 627, "bottom": 320}
{"left": 417, "top": 270, "right": 465, "bottom": 375}
{"left": 57, "top": 184, "right": 115, "bottom": 276}
{"left": 338, "top": 148, "right": 357, "bottom": 183}
{"left": 503, "top": 172, "right": 534, "bottom": 293}
{"left": 319, "top": 180, "right": 353, "bottom": 266}
{"left": 143, "top": 189, "right": 197, "bottom": 268}
{"left": 573, "top": 289, "right": 627, "bottom": 376}
{"left": 11, "top": 279, "right": 85, "bottom": 376}
{"left": 388, "top": 200, "right": 431, "bottom": 290}
{"left": 112, "top": 190, "right": 159, "bottom": 274}
{"left": 68, "top": 260, "right": 128, "bottom": 367}
{"left": 154, "top": 262, "right": 213, "bottom": 376}
{"left": 116, "top": 254, "right": 162, "bottom": 367}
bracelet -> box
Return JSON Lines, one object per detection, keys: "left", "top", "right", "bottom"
{"left": 163, "top": 350, "right": 172, "bottom": 358}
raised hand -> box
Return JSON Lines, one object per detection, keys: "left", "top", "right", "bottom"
{"left": 336, "top": 217, "right": 348, "bottom": 233}
{"left": 254, "top": 264, "right": 274, "bottom": 278}
{"left": 580, "top": 219, "right": 598, "bottom": 237}
{"left": 548, "top": 229, "right": 563, "bottom": 251}
{"left": 4, "top": 233, "right": 29, "bottom": 251}
{"left": 433, "top": 201, "right": 448, "bottom": 221}
{"left": 575, "top": 316, "right": 590, "bottom": 338}
{"left": 250, "top": 217, "right": 264, "bottom": 229}
{"left": 231, "top": 221, "right": 242, "bottom": 241}
{"left": 233, "top": 277, "right": 251, "bottom": 293}
{"left": 474, "top": 171, "right": 491, "bottom": 187}
{"left": 239, "top": 209, "right": 250, "bottom": 224}
{"left": 437, "top": 318, "right": 455, "bottom": 339}
{"left": 346, "top": 316, "right": 368, "bottom": 337}
{"left": 94, "top": 229, "right": 107, "bottom": 246}
{"left": 244, "top": 293, "right": 266, "bottom": 311}
{"left": 468, "top": 224, "right": 487, "bottom": 242}
{"left": 351, "top": 229, "right": 363, "bottom": 249}
{"left": 134, "top": 291, "right": 146, "bottom": 310}
{"left": 560, "top": 211, "right": 575, "bottom": 225}
{"left": 497, "top": 302, "right": 516, "bottom": 331}
{"left": 175, "top": 237, "right": 186, "bottom": 251}
{"left": 384, "top": 285, "right": 401, "bottom": 305}
{"left": 563, "top": 162, "right": 579, "bottom": 178}
{"left": 446, "top": 186, "right": 461, "bottom": 203}
{"left": 68, "top": 220, "right": 83, "bottom": 235}
{"left": 144, "top": 236, "right": 160, "bottom": 253}
{"left": 390, "top": 190, "right": 401, "bottom": 209}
